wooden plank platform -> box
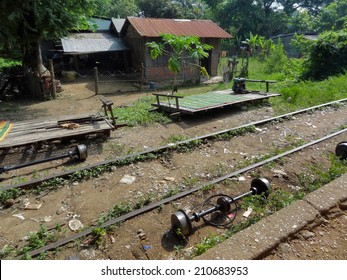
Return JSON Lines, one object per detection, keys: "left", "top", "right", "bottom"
{"left": 0, "top": 114, "right": 113, "bottom": 149}
{"left": 153, "top": 90, "right": 280, "bottom": 115}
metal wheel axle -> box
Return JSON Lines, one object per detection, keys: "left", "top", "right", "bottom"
{"left": 0, "top": 144, "right": 88, "bottom": 174}
{"left": 335, "top": 142, "right": 347, "bottom": 160}
{"left": 171, "top": 177, "right": 271, "bottom": 237}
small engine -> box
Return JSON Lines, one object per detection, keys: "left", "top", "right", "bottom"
{"left": 232, "top": 78, "right": 247, "bottom": 94}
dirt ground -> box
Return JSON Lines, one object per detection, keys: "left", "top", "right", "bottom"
{"left": 0, "top": 82, "right": 346, "bottom": 260}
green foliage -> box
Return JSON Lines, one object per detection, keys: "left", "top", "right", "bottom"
{"left": 113, "top": 96, "right": 170, "bottom": 126}
{"left": 91, "top": 0, "right": 137, "bottom": 18}
{"left": 273, "top": 72, "right": 347, "bottom": 113}
{"left": 165, "top": 134, "right": 190, "bottom": 144}
{"left": 91, "top": 227, "right": 107, "bottom": 247}
{"left": 98, "top": 202, "right": 133, "bottom": 224}
{"left": 0, "top": 0, "right": 95, "bottom": 44}
{"left": 0, "top": 244, "right": 16, "bottom": 259}
{"left": 0, "top": 0, "right": 95, "bottom": 72}
{"left": 263, "top": 40, "right": 288, "bottom": 74}
{"left": 146, "top": 34, "right": 213, "bottom": 86}
{"left": 0, "top": 188, "right": 23, "bottom": 204}
{"left": 19, "top": 224, "right": 59, "bottom": 258}
{"left": 137, "top": 0, "right": 184, "bottom": 18}
{"left": 194, "top": 234, "right": 224, "bottom": 256}
{"left": 162, "top": 185, "right": 182, "bottom": 199}
{"left": 314, "top": 0, "right": 347, "bottom": 32}
{"left": 0, "top": 58, "right": 21, "bottom": 72}
{"left": 134, "top": 192, "right": 155, "bottom": 209}
{"left": 298, "top": 154, "right": 347, "bottom": 193}
{"left": 301, "top": 29, "right": 347, "bottom": 80}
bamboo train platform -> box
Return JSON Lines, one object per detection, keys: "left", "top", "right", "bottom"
{"left": 152, "top": 89, "right": 281, "bottom": 117}
{"left": 0, "top": 114, "right": 115, "bottom": 150}
{"left": 0, "top": 96, "right": 123, "bottom": 150}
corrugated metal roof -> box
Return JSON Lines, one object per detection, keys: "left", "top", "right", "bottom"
{"left": 61, "top": 33, "right": 129, "bottom": 54}
{"left": 111, "top": 18, "right": 126, "bottom": 34}
{"left": 90, "top": 18, "right": 111, "bottom": 31}
{"left": 126, "top": 17, "right": 232, "bottom": 38}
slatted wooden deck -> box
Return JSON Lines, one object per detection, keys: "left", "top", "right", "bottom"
{"left": 152, "top": 90, "right": 280, "bottom": 116}
{"left": 0, "top": 114, "right": 113, "bottom": 150}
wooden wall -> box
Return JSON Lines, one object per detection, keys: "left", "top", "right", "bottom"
{"left": 124, "top": 26, "right": 222, "bottom": 83}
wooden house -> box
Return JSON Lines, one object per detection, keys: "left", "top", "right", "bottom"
{"left": 120, "top": 17, "right": 232, "bottom": 83}
{"left": 48, "top": 17, "right": 231, "bottom": 84}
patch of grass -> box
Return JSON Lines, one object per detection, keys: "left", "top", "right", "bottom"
{"left": 176, "top": 139, "right": 203, "bottom": 153}
{"left": 134, "top": 192, "right": 155, "bottom": 209}
{"left": 207, "top": 162, "right": 229, "bottom": 178}
{"left": 113, "top": 96, "right": 171, "bottom": 126}
{"left": 98, "top": 202, "right": 133, "bottom": 225}
{"left": 162, "top": 185, "right": 182, "bottom": 199}
{"left": 182, "top": 176, "right": 199, "bottom": 187}
{"left": 298, "top": 154, "right": 347, "bottom": 193}
{"left": 0, "top": 244, "right": 16, "bottom": 259}
{"left": 194, "top": 234, "right": 225, "bottom": 256}
{"left": 165, "top": 134, "right": 190, "bottom": 144}
{"left": 213, "top": 125, "right": 257, "bottom": 141}
{"left": 201, "top": 184, "right": 216, "bottom": 192}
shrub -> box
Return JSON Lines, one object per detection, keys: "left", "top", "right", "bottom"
{"left": 302, "top": 29, "right": 347, "bottom": 80}
{"left": 263, "top": 39, "right": 288, "bottom": 74}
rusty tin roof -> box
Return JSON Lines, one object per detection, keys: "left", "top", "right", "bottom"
{"left": 126, "top": 17, "right": 232, "bottom": 38}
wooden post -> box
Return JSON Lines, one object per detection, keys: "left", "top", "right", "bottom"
{"left": 140, "top": 63, "right": 144, "bottom": 92}
{"left": 48, "top": 59, "right": 56, "bottom": 99}
{"left": 175, "top": 96, "right": 180, "bottom": 110}
{"left": 94, "top": 67, "right": 99, "bottom": 95}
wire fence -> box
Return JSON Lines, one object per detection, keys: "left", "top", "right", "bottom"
{"left": 58, "top": 67, "right": 144, "bottom": 94}
{"left": 95, "top": 68, "right": 143, "bottom": 94}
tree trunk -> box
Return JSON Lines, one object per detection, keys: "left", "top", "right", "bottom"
{"left": 22, "top": 41, "right": 49, "bottom": 100}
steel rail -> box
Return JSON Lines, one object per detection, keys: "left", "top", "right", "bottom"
{"left": 3, "top": 97, "right": 347, "bottom": 192}
{"left": 20, "top": 127, "right": 347, "bottom": 259}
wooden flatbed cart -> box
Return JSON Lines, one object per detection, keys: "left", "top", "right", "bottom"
{"left": 0, "top": 96, "right": 125, "bottom": 150}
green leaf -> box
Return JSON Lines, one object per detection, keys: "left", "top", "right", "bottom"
{"left": 168, "top": 56, "right": 181, "bottom": 73}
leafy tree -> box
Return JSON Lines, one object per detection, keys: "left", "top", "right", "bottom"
{"left": 212, "top": 0, "right": 263, "bottom": 39}
{"left": 191, "top": 0, "right": 210, "bottom": 19}
{"left": 301, "top": 29, "right": 347, "bottom": 80}
{"left": 92, "top": 0, "right": 138, "bottom": 18}
{"left": 171, "top": 0, "right": 209, "bottom": 19}
{"left": 137, "top": 0, "right": 185, "bottom": 18}
{"left": 146, "top": 34, "right": 213, "bottom": 90}
{"left": 287, "top": 10, "right": 315, "bottom": 33}
{"left": 300, "top": 0, "right": 335, "bottom": 16}
{"left": 0, "top": 0, "right": 95, "bottom": 98}
{"left": 314, "top": 0, "right": 347, "bottom": 32}
{"left": 286, "top": 0, "right": 347, "bottom": 33}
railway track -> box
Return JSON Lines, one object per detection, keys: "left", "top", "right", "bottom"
{"left": 2, "top": 97, "right": 347, "bottom": 192}
{"left": 1, "top": 98, "right": 347, "bottom": 259}
{"left": 19, "top": 126, "right": 347, "bottom": 259}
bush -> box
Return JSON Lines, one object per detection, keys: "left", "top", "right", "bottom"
{"left": 0, "top": 58, "right": 21, "bottom": 72}
{"left": 263, "top": 39, "right": 288, "bottom": 74}
{"left": 302, "top": 29, "right": 347, "bottom": 80}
